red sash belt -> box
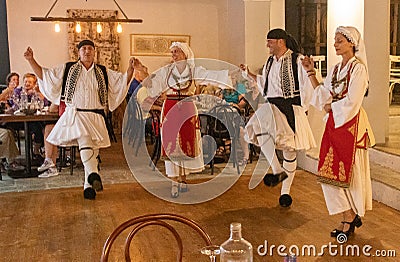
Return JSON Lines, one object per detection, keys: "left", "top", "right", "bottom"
{"left": 317, "top": 111, "right": 359, "bottom": 188}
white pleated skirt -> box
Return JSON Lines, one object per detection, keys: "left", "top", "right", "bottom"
{"left": 47, "top": 107, "right": 111, "bottom": 148}
{"left": 245, "top": 103, "right": 316, "bottom": 151}
{"left": 321, "top": 148, "right": 373, "bottom": 216}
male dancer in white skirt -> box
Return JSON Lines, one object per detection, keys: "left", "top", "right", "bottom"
{"left": 24, "top": 40, "right": 135, "bottom": 200}
{"left": 241, "top": 29, "right": 316, "bottom": 207}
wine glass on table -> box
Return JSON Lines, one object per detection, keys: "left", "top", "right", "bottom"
{"left": 200, "top": 245, "right": 220, "bottom": 262}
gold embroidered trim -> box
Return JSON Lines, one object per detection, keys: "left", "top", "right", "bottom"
{"left": 348, "top": 123, "right": 356, "bottom": 137}
{"left": 318, "top": 147, "right": 336, "bottom": 180}
{"left": 339, "top": 161, "right": 346, "bottom": 181}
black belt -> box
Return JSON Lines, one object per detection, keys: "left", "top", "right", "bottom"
{"left": 77, "top": 108, "right": 105, "bottom": 116}
{"left": 266, "top": 96, "right": 301, "bottom": 133}
{"left": 76, "top": 108, "right": 116, "bottom": 142}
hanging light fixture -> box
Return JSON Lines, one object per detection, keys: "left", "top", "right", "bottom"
{"left": 116, "top": 22, "right": 122, "bottom": 33}
{"left": 54, "top": 22, "right": 60, "bottom": 32}
{"left": 96, "top": 22, "right": 102, "bottom": 33}
{"left": 31, "top": 0, "right": 143, "bottom": 31}
{"left": 76, "top": 22, "right": 81, "bottom": 33}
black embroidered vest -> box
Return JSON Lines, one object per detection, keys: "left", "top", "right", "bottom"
{"left": 263, "top": 52, "right": 300, "bottom": 97}
{"left": 263, "top": 52, "right": 301, "bottom": 133}
{"left": 61, "top": 61, "right": 109, "bottom": 105}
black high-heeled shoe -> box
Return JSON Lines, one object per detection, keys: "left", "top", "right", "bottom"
{"left": 331, "top": 214, "right": 362, "bottom": 237}
{"left": 350, "top": 214, "right": 363, "bottom": 230}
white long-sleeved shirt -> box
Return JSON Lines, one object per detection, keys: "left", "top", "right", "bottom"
{"left": 39, "top": 61, "right": 129, "bottom": 111}
{"left": 311, "top": 57, "right": 368, "bottom": 128}
{"left": 256, "top": 51, "right": 314, "bottom": 111}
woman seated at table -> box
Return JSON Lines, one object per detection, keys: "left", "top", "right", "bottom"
{"left": 12, "top": 73, "right": 48, "bottom": 108}
{"left": 219, "top": 72, "right": 249, "bottom": 166}
{"left": 0, "top": 72, "right": 20, "bottom": 113}
{"left": 240, "top": 77, "right": 265, "bottom": 121}
{"left": 7, "top": 73, "right": 47, "bottom": 161}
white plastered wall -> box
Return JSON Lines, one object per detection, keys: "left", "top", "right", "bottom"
{"left": 6, "top": 0, "right": 246, "bottom": 75}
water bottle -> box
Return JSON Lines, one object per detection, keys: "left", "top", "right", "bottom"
{"left": 220, "top": 222, "right": 253, "bottom": 262}
{"left": 20, "top": 89, "right": 28, "bottom": 110}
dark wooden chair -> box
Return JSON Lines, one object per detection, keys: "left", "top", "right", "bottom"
{"left": 208, "top": 104, "right": 242, "bottom": 174}
{"left": 147, "top": 109, "right": 161, "bottom": 170}
{"left": 124, "top": 96, "right": 145, "bottom": 156}
{"left": 100, "top": 213, "right": 213, "bottom": 262}
{"left": 57, "top": 146, "right": 77, "bottom": 176}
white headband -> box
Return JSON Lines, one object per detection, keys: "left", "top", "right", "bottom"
{"left": 335, "top": 26, "right": 368, "bottom": 79}
{"left": 170, "top": 42, "right": 194, "bottom": 67}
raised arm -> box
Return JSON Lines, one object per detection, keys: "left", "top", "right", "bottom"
{"left": 301, "top": 56, "right": 320, "bottom": 89}
{"left": 126, "top": 57, "right": 135, "bottom": 85}
{"left": 239, "top": 64, "right": 257, "bottom": 82}
{"left": 24, "top": 47, "right": 43, "bottom": 80}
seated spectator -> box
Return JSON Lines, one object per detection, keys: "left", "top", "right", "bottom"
{"left": 8, "top": 73, "right": 46, "bottom": 161}
{"left": 239, "top": 79, "right": 265, "bottom": 120}
{"left": 220, "top": 73, "right": 249, "bottom": 166}
{"left": 0, "top": 128, "right": 23, "bottom": 171}
{"left": 13, "top": 73, "right": 48, "bottom": 107}
{"left": 0, "top": 72, "right": 20, "bottom": 112}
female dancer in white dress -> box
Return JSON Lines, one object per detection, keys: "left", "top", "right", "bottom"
{"left": 134, "top": 42, "right": 230, "bottom": 198}
{"left": 302, "top": 26, "right": 375, "bottom": 238}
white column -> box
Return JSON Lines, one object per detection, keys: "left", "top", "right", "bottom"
{"left": 243, "top": 0, "right": 272, "bottom": 71}
{"left": 327, "top": 0, "right": 365, "bottom": 68}
{"left": 269, "top": 0, "right": 285, "bottom": 30}
{"left": 326, "top": 0, "right": 388, "bottom": 144}
{"left": 363, "top": 0, "right": 390, "bottom": 144}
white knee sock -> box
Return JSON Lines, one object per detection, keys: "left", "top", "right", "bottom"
{"left": 80, "top": 147, "right": 99, "bottom": 189}
{"left": 257, "top": 136, "right": 283, "bottom": 174}
{"left": 281, "top": 151, "right": 297, "bottom": 195}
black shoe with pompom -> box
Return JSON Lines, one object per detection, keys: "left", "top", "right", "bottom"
{"left": 84, "top": 187, "right": 96, "bottom": 200}
{"left": 88, "top": 173, "right": 103, "bottom": 191}
{"left": 279, "top": 194, "right": 292, "bottom": 207}
{"left": 263, "top": 172, "right": 288, "bottom": 187}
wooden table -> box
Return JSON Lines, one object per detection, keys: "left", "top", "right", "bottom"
{"left": 0, "top": 113, "right": 59, "bottom": 177}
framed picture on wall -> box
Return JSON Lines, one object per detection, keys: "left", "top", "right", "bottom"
{"left": 130, "top": 34, "right": 190, "bottom": 56}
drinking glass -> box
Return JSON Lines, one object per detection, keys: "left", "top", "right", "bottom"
{"left": 200, "top": 245, "right": 220, "bottom": 262}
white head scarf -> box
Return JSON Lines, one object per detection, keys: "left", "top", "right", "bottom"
{"left": 169, "top": 42, "right": 195, "bottom": 67}
{"left": 335, "top": 26, "right": 369, "bottom": 78}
